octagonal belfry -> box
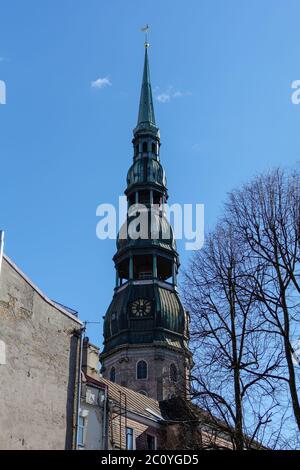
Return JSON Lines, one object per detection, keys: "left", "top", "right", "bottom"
{"left": 100, "top": 43, "right": 192, "bottom": 401}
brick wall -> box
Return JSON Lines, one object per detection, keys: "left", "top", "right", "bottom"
{"left": 102, "top": 345, "right": 188, "bottom": 400}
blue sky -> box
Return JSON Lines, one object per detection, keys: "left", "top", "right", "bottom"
{"left": 1, "top": 0, "right": 300, "bottom": 346}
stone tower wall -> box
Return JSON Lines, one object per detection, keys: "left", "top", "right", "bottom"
{"left": 101, "top": 345, "right": 189, "bottom": 401}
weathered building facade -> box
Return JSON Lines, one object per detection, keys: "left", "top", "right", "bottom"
{"left": 103, "top": 378, "right": 162, "bottom": 450}
{"left": 79, "top": 374, "right": 108, "bottom": 450}
{"left": 0, "top": 254, "right": 83, "bottom": 450}
{"left": 79, "top": 340, "right": 108, "bottom": 450}
{"left": 80, "top": 340, "right": 162, "bottom": 450}
{"left": 100, "top": 42, "right": 192, "bottom": 401}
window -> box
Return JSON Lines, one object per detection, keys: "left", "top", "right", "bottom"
{"left": 134, "top": 254, "right": 152, "bottom": 280}
{"left": 146, "top": 434, "right": 156, "bottom": 450}
{"left": 152, "top": 143, "right": 156, "bottom": 154}
{"left": 137, "top": 360, "right": 147, "bottom": 379}
{"left": 129, "top": 193, "right": 136, "bottom": 207}
{"left": 110, "top": 367, "right": 116, "bottom": 383}
{"left": 111, "top": 312, "right": 118, "bottom": 335}
{"left": 78, "top": 416, "right": 85, "bottom": 447}
{"left": 139, "top": 190, "right": 150, "bottom": 204}
{"left": 153, "top": 191, "right": 161, "bottom": 205}
{"left": 170, "top": 363, "right": 178, "bottom": 382}
{"left": 142, "top": 142, "right": 148, "bottom": 153}
{"left": 126, "top": 427, "right": 134, "bottom": 450}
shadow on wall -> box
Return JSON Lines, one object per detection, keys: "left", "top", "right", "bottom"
{"left": 136, "top": 428, "right": 157, "bottom": 450}
{"left": 65, "top": 333, "right": 80, "bottom": 450}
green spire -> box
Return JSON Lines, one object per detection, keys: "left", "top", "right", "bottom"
{"left": 136, "top": 46, "right": 157, "bottom": 131}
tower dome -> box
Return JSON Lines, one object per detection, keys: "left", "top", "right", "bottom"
{"left": 103, "top": 282, "right": 187, "bottom": 351}
{"left": 116, "top": 213, "right": 177, "bottom": 252}
{"left": 127, "top": 158, "right": 167, "bottom": 189}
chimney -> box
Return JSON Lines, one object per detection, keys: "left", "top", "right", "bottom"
{"left": 82, "top": 338, "right": 101, "bottom": 380}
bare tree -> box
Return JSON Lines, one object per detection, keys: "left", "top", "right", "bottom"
{"left": 183, "top": 222, "right": 282, "bottom": 449}
{"left": 226, "top": 168, "right": 300, "bottom": 432}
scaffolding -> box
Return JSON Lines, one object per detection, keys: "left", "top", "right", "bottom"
{"left": 110, "top": 390, "right": 128, "bottom": 449}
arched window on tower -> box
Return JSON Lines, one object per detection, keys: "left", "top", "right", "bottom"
{"left": 170, "top": 363, "right": 178, "bottom": 382}
{"left": 152, "top": 143, "right": 156, "bottom": 155}
{"left": 133, "top": 254, "right": 152, "bottom": 280}
{"left": 110, "top": 367, "right": 116, "bottom": 383}
{"left": 142, "top": 142, "right": 148, "bottom": 153}
{"left": 137, "top": 360, "right": 148, "bottom": 379}
{"left": 153, "top": 191, "right": 162, "bottom": 205}
{"left": 128, "top": 193, "right": 136, "bottom": 207}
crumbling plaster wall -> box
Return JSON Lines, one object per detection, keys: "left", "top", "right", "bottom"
{"left": 0, "top": 257, "right": 81, "bottom": 450}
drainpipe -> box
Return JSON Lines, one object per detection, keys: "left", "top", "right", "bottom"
{"left": 0, "top": 231, "right": 4, "bottom": 278}
{"left": 101, "top": 385, "right": 108, "bottom": 450}
{"left": 75, "top": 325, "right": 85, "bottom": 449}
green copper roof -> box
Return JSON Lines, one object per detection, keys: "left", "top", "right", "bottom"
{"left": 102, "top": 283, "right": 187, "bottom": 353}
{"left": 136, "top": 47, "right": 157, "bottom": 131}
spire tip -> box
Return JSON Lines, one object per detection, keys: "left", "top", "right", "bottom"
{"left": 135, "top": 24, "right": 158, "bottom": 135}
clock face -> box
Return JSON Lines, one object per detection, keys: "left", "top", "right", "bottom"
{"left": 131, "top": 299, "right": 152, "bottom": 318}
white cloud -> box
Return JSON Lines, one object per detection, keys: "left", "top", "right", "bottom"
{"left": 156, "top": 92, "right": 171, "bottom": 103}
{"left": 172, "top": 90, "right": 183, "bottom": 98}
{"left": 91, "top": 77, "right": 112, "bottom": 89}
{"left": 155, "top": 86, "right": 190, "bottom": 103}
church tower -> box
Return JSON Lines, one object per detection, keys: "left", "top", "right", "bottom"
{"left": 100, "top": 41, "right": 192, "bottom": 401}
